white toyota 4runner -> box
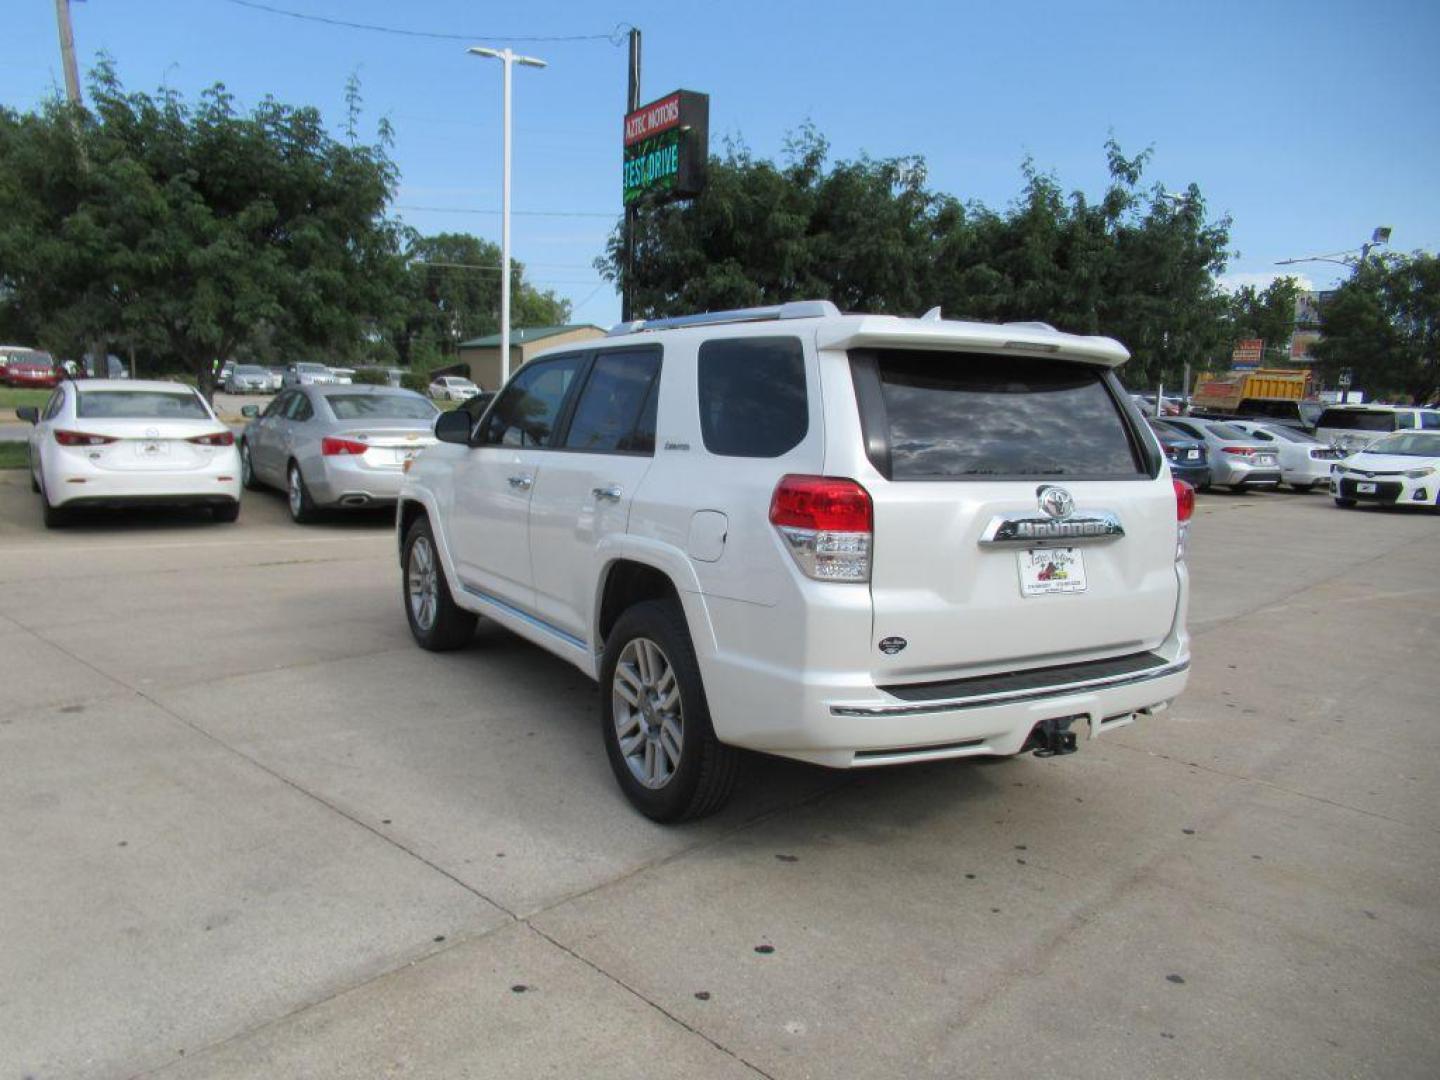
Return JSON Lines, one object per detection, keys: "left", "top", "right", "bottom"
{"left": 397, "top": 301, "right": 1192, "bottom": 821}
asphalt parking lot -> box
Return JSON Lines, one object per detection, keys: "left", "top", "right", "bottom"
{"left": 1, "top": 476, "right": 1437, "bottom": 1079}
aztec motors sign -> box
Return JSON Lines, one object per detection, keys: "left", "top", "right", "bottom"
{"left": 623, "top": 90, "right": 709, "bottom": 206}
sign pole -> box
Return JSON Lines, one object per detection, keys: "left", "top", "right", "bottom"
{"left": 622, "top": 28, "right": 641, "bottom": 322}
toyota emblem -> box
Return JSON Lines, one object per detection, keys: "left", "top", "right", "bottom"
{"left": 1037, "top": 485, "right": 1074, "bottom": 520}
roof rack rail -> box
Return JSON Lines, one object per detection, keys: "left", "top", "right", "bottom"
{"left": 608, "top": 299, "right": 840, "bottom": 337}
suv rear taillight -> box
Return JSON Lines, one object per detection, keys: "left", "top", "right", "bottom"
{"left": 321, "top": 436, "right": 369, "bottom": 456}
{"left": 1173, "top": 479, "right": 1194, "bottom": 561}
{"left": 54, "top": 430, "right": 117, "bottom": 447}
{"left": 188, "top": 431, "right": 235, "bottom": 447}
{"left": 769, "top": 475, "right": 872, "bottom": 582}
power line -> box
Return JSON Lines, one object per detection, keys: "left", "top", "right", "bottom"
{"left": 220, "top": 1, "right": 630, "bottom": 45}
{"left": 396, "top": 203, "right": 615, "bottom": 220}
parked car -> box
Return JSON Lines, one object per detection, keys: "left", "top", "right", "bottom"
{"left": 1314, "top": 405, "right": 1440, "bottom": 454}
{"left": 1224, "top": 420, "right": 1343, "bottom": 491}
{"left": 239, "top": 385, "right": 439, "bottom": 522}
{"left": 429, "top": 376, "right": 481, "bottom": 402}
{"left": 1158, "top": 417, "right": 1281, "bottom": 491}
{"left": 216, "top": 361, "right": 234, "bottom": 386}
{"left": 396, "top": 300, "right": 1193, "bottom": 820}
{"left": 1230, "top": 397, "right": 1315, "bottom": 432}
{"left": 281, "top": 362, "right": 340, "bottom": 388}
{"left": 4, "top": 352, "right": 61, "bottom": 389}
{"left": 225, "top": 364, "right": 274, "bottom": 394}
{"left": 357, "top": 366, "right": 406, "bottom": 388}
{"left": 1146, "top": 418, "right": 1210, "bottom": 490}
{"left": 329, "top": 367, "right": 356, "bottom": 385}
{"left": 1131, "top": 392, "right": 1182, "bottom": 417}
{"left": 455, "top": 390, "right": 498, "bottom": 424}
{"left": 16, "top": 379, "right": 240, "bottom": 527}
{"left": 1330, "top": 431, "right": 1440, "bottom": 510}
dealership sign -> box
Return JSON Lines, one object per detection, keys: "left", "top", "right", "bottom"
{"left": 623, "top": 90, "right": 709, "bottom": 206}
{"left": 1231, "top": 338, "right": 1264, "bottom": 369}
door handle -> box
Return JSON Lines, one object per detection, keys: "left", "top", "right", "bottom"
{"left": 507, "top": 474, "right": 533, "bottom": 490}
{"left": 592, "top": 485, "right": 623, "bottom": 502}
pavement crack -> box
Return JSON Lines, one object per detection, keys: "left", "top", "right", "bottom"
{"left": 527, "top": 924, "right": 778, "bottom": 1079}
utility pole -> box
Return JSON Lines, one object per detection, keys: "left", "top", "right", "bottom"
{"left": 54, "top": 0, "right": 83, "bottom": 105}
{"left": 621, "top": 28, "right": 641, "bottom": 322}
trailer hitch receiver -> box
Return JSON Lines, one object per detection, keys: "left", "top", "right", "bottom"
{"left": 1025, "top": 715, "right": 1080, "bottom": 757}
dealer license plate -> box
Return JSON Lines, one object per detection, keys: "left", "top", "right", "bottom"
{"left": 1186, "top": 449, "right": 1199, "bottom": 460}
{"left": 1019, "top": 547, "right": 1087, "bottom": 597}
{"left": 1356, "top": 481, "right": 1377, "bottom": 494}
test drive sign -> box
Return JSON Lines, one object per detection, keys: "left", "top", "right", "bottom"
{"left": 623, "top": 90, "right": 708, "bottom": 206}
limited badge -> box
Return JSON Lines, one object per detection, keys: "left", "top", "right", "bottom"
{"left": 878, "top": 636, "right": 907, "bottom": 655}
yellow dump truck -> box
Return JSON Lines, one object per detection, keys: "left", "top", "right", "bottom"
{"left": 1191, "top": 369, "right": 1312, "bottom": 413}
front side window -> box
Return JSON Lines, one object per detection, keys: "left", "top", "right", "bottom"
{"left": 1395, "top": 412, "right": 1416, "bottom": 429}
{"left": 1422, "top": 412, "right": 1440, "bottom": 430}
{"left": 698, "top": 337, "right": 808, "bottom": 457}
{"left": 76, "top": 390, "right": 210, "bottom": 420}
{"left": 564, "top": 350, "right": 661, "bottom": 454}
{"left": 477, "top": 356, "right": 582, "bottom": 448}
{"left": 860, "top": 351, "right": 1144, "bottom": 480}
{"left": 262, "top": 392, "right": 290, "bottom": 419}
{"left": 286, "top": 393, "right": 314, "bottom": 421}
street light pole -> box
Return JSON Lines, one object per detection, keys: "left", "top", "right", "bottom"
{"left": 468, "top": 46, "right": 547, "bottom": 387}
{"left": 1275, "top": 227, "right": 1391, "bottom": 276}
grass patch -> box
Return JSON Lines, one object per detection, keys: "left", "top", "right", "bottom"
{"left": 0, "top": 441, "right": 30, "bottom": 470}
{"left": 0, "top": 387, "right": 52, "bottom": 414}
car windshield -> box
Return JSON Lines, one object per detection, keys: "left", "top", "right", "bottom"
{"left": 1318, "top": 409, "right": 1394, "bottom": 432}
{"left": 1362, "top": 432, "right": 1440, "bottom": 457}
{"left": 77, "top": 390, "right": 210, "bottom": 420}
{"left": 296, "top": 363, "right": 328, "bottom": 373}
{"left": 1204, "top": 422, "right": 1250, "bottom": 440}
{"left": 235, "top": 365, "right": 266, "bottom": 375}
{"left": 325, "top": 393, "right": 437, "bottom": 421}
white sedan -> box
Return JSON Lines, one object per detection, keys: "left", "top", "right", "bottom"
{"left": 429, "top": 376, "right": 480, "bottom": 402}
{"left": 17, "top": 379, "right": 242, "bottom": 527}
{"left": 1225, "top": 420, "right": 1344, "bottom": 492}
{"left": 1330, "top": 431, "right": 1440, "bottom": 510}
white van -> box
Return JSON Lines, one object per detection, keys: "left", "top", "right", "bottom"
{"left": 1315, "top": 405, "right": 1440, "bottom": 453}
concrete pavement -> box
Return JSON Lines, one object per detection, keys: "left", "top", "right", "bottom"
{"left": 0, "top": 476, "right": 1436, "bottom": 1078}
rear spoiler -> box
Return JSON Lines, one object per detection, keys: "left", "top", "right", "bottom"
{"left": 815, "top": 316, "right": 1130, "bottom": 367}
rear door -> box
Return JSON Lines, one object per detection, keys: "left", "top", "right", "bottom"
{"left": 848, "top": 349, "right": 1179, "bottom": 681}
{"left": 529, "top": 347, "right": 662, "bottom": 642}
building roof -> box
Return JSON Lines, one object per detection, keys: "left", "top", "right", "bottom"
{"left": 458, "top": 324, "right": 606, "bottom": 349}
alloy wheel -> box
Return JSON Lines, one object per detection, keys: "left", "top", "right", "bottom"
{"left": 287, "top": 467, "right": 303, "bottom": 516}
{"left": 408, "top": 535, "right": 439, "bottom": 631}
{"left": 612, "top": 637, "right": 684, "bottom": 789}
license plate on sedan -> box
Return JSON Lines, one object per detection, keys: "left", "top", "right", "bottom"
{"left": 1185, "top": 449, "right": 1199, "bottom": 460}
{"left": 137, "top": 441, "right": 169, "bottom": 457}
{"left": 1019, "top": 548, "right": 1087, "bottom": 597}
{"left": 393, "top": 449, "right": 418, "bottom": 464}
{"left": 1356, "top": 481, "right": 1377, "bottom": 494}
{"left": 1257, "top": 454, "right": 1276, "bottom": 466}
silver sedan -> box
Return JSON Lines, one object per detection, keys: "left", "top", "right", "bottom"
{"left": 1226, "top": 420, "right": 1343, "bottom": 492}
{"left": 239, "top": 386, "right": 440, "bottom": 523}
{"left": 1157, "top": 418, "right": 1282, "bottom": 491}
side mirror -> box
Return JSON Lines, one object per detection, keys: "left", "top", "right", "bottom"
{"left": 434, "top": 409, "right": 474, "bottom": 446}
{"left": 15, "top": 406, "right": 39, "bottom": 425}
{"left": 241, "top": 405, "right": 259, "bottom": 418}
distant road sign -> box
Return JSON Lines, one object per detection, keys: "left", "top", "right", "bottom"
{"left": 1231, "top": 339, "right": 1264, "bottom": 368}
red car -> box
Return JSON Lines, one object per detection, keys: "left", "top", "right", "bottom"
{"left": 3, "top": 351, "right": 60, "bottom": 388}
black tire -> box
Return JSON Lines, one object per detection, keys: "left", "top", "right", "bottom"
{"left": 39, "top": 475, "right": 68, "bottom": 529}
{"left": 286, "top": 461, "right": 319, "bottom": 524}
{"left": 1290, "top": 482, "right": 1314, "bottom": 493}
{"left": 30, "top": 463, "right": 40, "bottom": 493}
{"left": 239, "top": 441, "right": 263, "bottom": 491}
{"left": 402, "top": 517, "right": 477, "bottom": 651}
{"left": 1229, "top": 485, "right": 1249, "bottom": 495}
{"left": 600, "top": 599, "right": 740, "bottom": 822}
{"left": 212, "top": 501, "right": 240, "bottom": 523}
{"left": 1334, "top": 498, "right": 1357, "bottom": 508}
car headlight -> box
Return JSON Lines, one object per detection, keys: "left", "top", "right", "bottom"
{"left": 1404, "top": 467, "right": 1434, "bottom": 479}
{"left": 1331, "top": 464, "right": 1347, "bottom": 475}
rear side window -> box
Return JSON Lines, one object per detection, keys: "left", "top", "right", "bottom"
{"left": 1423, "top": 412, "right": 1440, "bottom": 430}
{"left": 697, "top": 337, "right": 807, "bottom": 457}
{"left": 855, "top": 351, "right": 1145, "bottom": 480}
{"left": 1318, "top": 409, "right": 1394, "bottom": 432}
{"left": 76, "top": 390, "right": 210, "bottom": 420}
{"left": 1395, "top": 412, "right": 1416, "bottom": 429}
{"left": 564, "top": 350, "right": 661, "bottom": 454}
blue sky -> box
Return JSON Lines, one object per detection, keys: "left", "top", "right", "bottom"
{"left": 6, "top": 0, "right": 1439, "bottom": 327}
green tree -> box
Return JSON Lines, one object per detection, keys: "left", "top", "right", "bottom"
{"left": 600, "top": 131, "right": 1232, "bottom": 390}
{"left": 0, "top": 61, "right": 405, "bottom": 395}
{"left": 1313, "top": 253, "right": 1440, "bottom": 403}
{"left": 1226, "top": 277, "right": 1301, "bottom": 366}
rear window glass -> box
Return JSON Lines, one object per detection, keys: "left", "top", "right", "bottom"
{"left": 698, "top": 337, "right": 808, "bottom": 457}
{"left": 325, "top": 393, "right": 437, "bottom": 421}
{"left": 76, "top": 390, "right": 210, "bottom": 420}
{"left": 1267, "top": 426, "right": 1318, "bottom": 444}
{"left": 1318, "top": 409, "right": 1395, "bottom": 432}
{"left": 865, "top": 352, "right": 1143, "bottom": 479}
{"left": 1204, "top": 423, "right": 1250, "bottom": 440}
{"left": 1237, "top": 399, "right": 1301, "bottom": 419}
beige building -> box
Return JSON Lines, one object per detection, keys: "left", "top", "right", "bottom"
{"left": 456, "top": 324, "right": 607, "bottom": 390}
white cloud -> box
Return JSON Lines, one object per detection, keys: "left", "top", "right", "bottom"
{"left": 1217, "top": 271, "right": 1316, "bottom": 295}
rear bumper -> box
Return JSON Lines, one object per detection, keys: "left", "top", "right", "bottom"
{"left": 46, "top": 449, "right": 242, "bottom": 508}
{"left": 311, "top": 457, "right": 407, "bottom": 506}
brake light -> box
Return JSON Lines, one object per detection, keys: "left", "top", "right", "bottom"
{"left": 1221, "top": 446, "right": 1254, "bottom": 456}
{"left": 769, "top": 475, "right": 872, "bottom": 582}
{"left": 188, "top": 431, "right": 235, "bottom": 447}
{"left": 1173, "top": 479, "right": 1194, "bottom": 561}
{"left": 54, "top": 430, "right": 117, "bottom": 447}
{"left": 321, "top": 436, "right": 370, "bottom": 456}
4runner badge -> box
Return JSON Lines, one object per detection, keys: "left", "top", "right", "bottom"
{"left": 878, "top": 637, "right": 908, "bottom": 655}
